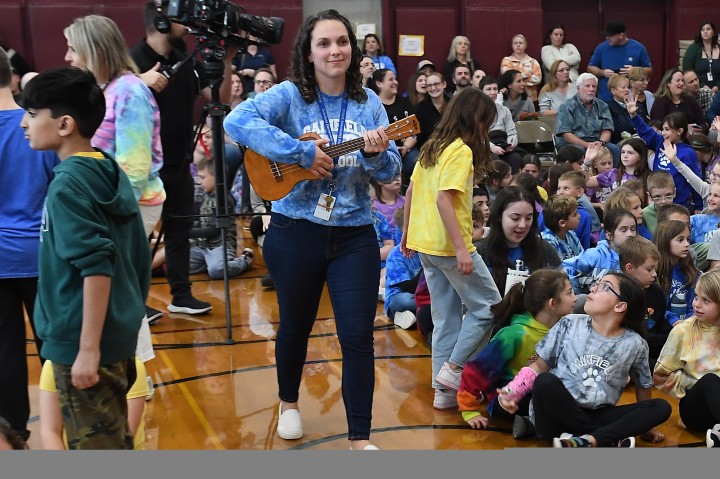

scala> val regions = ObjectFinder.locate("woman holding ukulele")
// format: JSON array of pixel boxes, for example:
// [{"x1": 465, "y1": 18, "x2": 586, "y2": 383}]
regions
[{"x1": 224, "y1": 9, "x2": 400, "y2": 450}]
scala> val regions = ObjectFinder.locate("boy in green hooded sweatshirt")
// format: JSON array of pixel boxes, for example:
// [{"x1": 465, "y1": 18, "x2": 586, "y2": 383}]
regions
[{"x1": 21, "y1": 66, "x2": 151, "y2": 449}]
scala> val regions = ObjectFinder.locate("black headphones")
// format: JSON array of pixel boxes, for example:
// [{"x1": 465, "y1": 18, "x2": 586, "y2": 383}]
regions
[{"x1": 153, "y1": 0, "x2": 171, "y2": 34}]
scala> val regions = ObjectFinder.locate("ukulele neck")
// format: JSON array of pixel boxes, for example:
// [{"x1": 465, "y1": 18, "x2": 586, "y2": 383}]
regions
[{"x1": 323, "y1": 137, "x2": 366, "y2": 158}]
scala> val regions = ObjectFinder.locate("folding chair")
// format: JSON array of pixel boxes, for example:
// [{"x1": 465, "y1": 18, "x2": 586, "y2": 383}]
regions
[{"x1": 515, "y1": 120, "x2": 557, "y2": 168}]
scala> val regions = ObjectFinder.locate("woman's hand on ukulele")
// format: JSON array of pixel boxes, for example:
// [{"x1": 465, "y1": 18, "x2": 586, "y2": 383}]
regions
[
  {"x1": 309, "y1": 138, "x2": 333, "y2": 178},
  {"x1": 363, "y1": 127, "x2": 390, "y2": 155}
]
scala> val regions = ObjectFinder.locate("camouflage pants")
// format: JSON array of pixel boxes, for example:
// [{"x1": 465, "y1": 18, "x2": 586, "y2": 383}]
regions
[{"x1": 52, "y1": 358, "x2": 136, "y2": 450}]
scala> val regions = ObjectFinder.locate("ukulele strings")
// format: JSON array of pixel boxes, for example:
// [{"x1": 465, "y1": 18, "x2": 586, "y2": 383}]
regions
[{"x1": 270, "y1": 119, "x2": 416, "y2": 175}]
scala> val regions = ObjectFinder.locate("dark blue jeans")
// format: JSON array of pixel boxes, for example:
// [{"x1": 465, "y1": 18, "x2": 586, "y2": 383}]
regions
[{"x1": 263, "y1": 213, "x2": 379, "y2": 441}]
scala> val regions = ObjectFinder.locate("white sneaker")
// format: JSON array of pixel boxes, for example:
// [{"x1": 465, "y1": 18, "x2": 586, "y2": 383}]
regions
[
  {"x1": 433, "y1": 388, "x2": 458, "y2": 410},
  {"x1": 350, "y1": 444, "x2": 380, "y2": 450},
  {"x1": 393, "y1": 310, "x2": 417, "y2": 330},
  {"x1": 277, "y1": 404, "x2": 303, "y2": 440},
  {"x1": 435, "y1": 361, "x2": 463, "y2": 391}
]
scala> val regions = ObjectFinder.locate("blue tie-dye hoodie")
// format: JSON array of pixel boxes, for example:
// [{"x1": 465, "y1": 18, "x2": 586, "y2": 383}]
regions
[{"x1": 224, "y1": 81, "x2": 401, "y2": 226}]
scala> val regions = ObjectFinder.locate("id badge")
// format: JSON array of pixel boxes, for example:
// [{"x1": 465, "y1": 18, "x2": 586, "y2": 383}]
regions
[
  {"x1": 313, "y1": 193, "x2": 335, "y2": 221},
  {"x1": 708, "y1": 72, "x2": 714, "y2": 82}
]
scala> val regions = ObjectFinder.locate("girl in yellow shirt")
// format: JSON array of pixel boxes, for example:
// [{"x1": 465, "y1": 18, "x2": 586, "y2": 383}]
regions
[{"x1": 402, "y1": 88, "x2": 502, "y2": 410}]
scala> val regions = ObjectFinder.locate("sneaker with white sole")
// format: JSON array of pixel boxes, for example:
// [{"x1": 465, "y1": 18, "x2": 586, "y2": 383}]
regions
[
  {"x1": 239, "y1": 247, "x2": 254, "y2": 267},
  {"x1": 350, "y1": 445, "x2": 379, "y2": 450},
  {"x1": 146, "y1": 306, "x2": 163, "y2": 325},
  {"x1": 167, "y1": 296, "x2": 212, "y2": 315},
  {"x1": 435, "y1": 361, "x2": 463, "y2": 391},
  {"x1": 617, "y1": 436, "x2": 636, "y2": 448},
  {"x1": 433, "y1": 388, "x2": 458, "y2": 410},
  {"x1": 277, "y1": 404, "x2": 303, "y2": 440},
  {"x1": 707, "y1": 424, "x2": 720, "y2": 448},
  {"x1": 393, "y1": 310, "x2": 417, "y2": 330}
]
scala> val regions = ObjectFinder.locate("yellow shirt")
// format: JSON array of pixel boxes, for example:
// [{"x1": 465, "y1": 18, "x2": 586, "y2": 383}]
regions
[
  {"x1": 39, "y1": 358, "x2": 148, "y2": 450},
  {"x1": 407, "y1": 138, "x2": 476, "y2": 256}
]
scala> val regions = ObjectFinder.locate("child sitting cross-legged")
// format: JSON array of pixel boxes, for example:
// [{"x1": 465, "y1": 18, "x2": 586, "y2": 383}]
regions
[
  {"x1": 457, "y1": 269, "x2": 576, "y2": 433},
  {"x1": 384, "y1": 207, "x2": 422, "y2": 330},
  {"x1": 540, "y1": 195, "x2": 584, "y2": 260},
  {"x1": 189, "y1": 157, "x2": 254, "y2": 280},
  {"x1": 496, "y1": 273, "x2": 671, "y2": 448}
]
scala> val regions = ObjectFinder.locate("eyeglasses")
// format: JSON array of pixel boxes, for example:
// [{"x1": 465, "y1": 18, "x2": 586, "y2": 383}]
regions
[
  {"x1": 426, "y1": 82, "x2": 443, "y2": 89},
  {"x1": 254, "y1": 80, "x2": 274, "y2": 86},
  {"x1": 650, "y1": 193, "x2": 675, "y2": 203},
  {"x1": 557, "y1": 68, "x2": 570, "y2": 72},
  {"x1": 590, "y1": 281, "x2": 622, "y2": 299}
]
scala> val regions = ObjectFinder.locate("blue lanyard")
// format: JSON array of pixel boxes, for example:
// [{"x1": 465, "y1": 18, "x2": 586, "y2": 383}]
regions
[{"x1": 315, "y1": 88, "x2": 348, "y2": 161}]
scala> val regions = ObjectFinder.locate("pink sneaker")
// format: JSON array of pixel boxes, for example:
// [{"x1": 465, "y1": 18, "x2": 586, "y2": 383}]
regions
[{"x1": 433, "y1": 388, "x2": 458, "y2": 410}]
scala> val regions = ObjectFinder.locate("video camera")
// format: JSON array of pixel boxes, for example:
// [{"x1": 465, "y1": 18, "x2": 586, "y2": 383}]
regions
[{"x1": 166, "y1": 0, "x2": 284, "y2": 59}]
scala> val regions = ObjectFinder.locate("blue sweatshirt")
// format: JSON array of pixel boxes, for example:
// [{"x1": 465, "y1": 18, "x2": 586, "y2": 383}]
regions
[
  {"x1": 690, "y1": 213, "x2": 720, "y2": 244},
  {"x1": 665, "y1": 264, "x2": 697, "y2": 326},
  {"x1": 538, "y1": 204, "x2": 591, "y2": 249},
  {"x1": 631, "y1": 115, "x2": 703, "y2": 212},
  {"x1": 224, "y1": 81, "x2": 401, "y2": 226},
  {"x1": 562, "y1": 240, "x2": 620, "y2": 294}
]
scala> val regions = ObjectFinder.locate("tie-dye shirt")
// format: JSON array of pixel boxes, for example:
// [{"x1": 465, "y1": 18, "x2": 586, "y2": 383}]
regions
[
  {"x1": 534, "y1": 314, "x2": 653, "y2": 411},
  {"x1": 654, "y1": 318, "x2": 720, "y2": 399},
  {"x1": 92, "y1": 72, "x2": 165, "y2": 206},
  {"x1": 223, "y1": 81, "x2": 400, "y2": 226},
  {"x1": 457, "y1": 312, "x2": 551, "y2": 421}
]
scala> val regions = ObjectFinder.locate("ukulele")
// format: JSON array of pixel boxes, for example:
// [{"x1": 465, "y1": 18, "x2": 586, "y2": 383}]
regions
[{"x1": 244, "y1": 115, "x2": 420, "y2": 201}]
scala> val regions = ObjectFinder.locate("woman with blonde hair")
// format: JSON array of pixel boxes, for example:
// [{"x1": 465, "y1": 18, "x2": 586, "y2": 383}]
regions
[
  {"x1": 538, "y1": 59, "x2": 577, "y2": 117},
  {"x1": 64, "y1": 14, "x2": 164, "y2": 393},
  {"x1": 627, "y1": 66, "x2": 655, "y2": 124},
  {"x1": 443, "y1": 35, "x2": 480, "y2": 94},
  {"x1": 500, "y1": 34, "x2": 542, "y2": 102},
  {"x1": 650, "y1": 68, "x2": 708, "y2": 133}
]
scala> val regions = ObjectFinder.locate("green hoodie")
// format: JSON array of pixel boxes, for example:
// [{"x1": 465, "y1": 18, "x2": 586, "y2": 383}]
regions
[{"x1": 34, "y1": 150, "x2": 151, "y2": 366}]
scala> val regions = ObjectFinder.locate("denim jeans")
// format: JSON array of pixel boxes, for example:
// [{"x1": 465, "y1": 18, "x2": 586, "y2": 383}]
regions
[
  {"x1": 419, "y1": 252, "x2": 501, "y2": 388},
  {"x1": 263, "y1": 213, "x2": 379, "y2": 440},
  {"x1": 189, "y1": 245, "x2": 248, "y2": 279},
  {"x1": 387, "y1": 292, "x2": 417, "y2": 318}
]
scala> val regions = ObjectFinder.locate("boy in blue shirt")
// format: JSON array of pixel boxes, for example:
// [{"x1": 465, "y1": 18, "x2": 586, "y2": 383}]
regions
[
  {"x1": 539, "y1": 171, "x2": 591, "y2": 249},
  {"x1": 540, "y1": 195, "x2": 584, "y2": 260},
  {"x1": 384, "y1": 207, "x2": 422, "y2": 329},
  {"x1": 21, "y1": 67, "x2": 150, "y2": 449}
]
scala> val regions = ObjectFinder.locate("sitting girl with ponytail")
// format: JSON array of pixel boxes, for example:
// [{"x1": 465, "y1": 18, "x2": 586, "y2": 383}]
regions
[{"x1": 457, "y1": 269, "x2": 576, "y2": 431}]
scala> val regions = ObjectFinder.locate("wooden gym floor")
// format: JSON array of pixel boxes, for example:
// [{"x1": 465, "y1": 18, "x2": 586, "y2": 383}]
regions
[{"x1": 21, "y1": 224, "x2": 710, "y2": 450}]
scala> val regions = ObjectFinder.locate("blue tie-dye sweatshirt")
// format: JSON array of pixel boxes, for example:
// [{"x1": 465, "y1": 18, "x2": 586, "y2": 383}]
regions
[{"x1": 224, "y1": 81, "x2": 401, "y2": 226}]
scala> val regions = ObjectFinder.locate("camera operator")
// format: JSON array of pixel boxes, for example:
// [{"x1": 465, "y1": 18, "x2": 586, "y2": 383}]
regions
[{"x1": 131, "y1": 0, "x2": 238, "y2": 316}]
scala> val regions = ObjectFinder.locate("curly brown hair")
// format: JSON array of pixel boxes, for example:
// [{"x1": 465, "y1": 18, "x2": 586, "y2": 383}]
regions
[{"x1": 288, "y1": 9, "x2": 366, "y2": 104}]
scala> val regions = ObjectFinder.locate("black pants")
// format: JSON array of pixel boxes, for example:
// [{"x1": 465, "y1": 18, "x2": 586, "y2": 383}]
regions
[
  {"x1": 159, "y1": 165, "x2": 195, "y2": 300},
  {"x1": 0, "y1": 277, "x2": 41, "y2": 436},
  {"x1": 679, "y1": 373, "x2": 720, "y2": 431},
  {"x1": 532, "y1": 372, "x2": 671, "y2": 446}
]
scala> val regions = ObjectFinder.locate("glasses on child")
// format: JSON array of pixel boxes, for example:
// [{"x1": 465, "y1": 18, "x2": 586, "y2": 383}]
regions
[
  {"x1": 650, "y1": 193, "x2": 675, "y2": 203},
  {"x1": 426, "y1": 82, "x2": 443, "y2": 89},
  {"x1": 590, "y1": 281, "x2": 622, "y2": 299}
]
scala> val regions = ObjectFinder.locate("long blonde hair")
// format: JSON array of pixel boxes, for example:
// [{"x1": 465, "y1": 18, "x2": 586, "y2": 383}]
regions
[
  {"x1": 687, "y1": 270, "x2": 720, "y2": 345},
  {"x1": 540, "y1": 59, "x2": 570, "y2": 96},
  {"x1": 64, "y1": 15, "x2": 139, "y2": 81}
]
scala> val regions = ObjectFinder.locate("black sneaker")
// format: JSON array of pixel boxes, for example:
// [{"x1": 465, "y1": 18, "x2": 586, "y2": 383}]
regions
[
  {"x1": 146, "y1": 306, "x2": 163, "y2": 325},
  {"x1": 512, "y1": 415, "x2": 536, "y2": 439},
  {"x1": 261, "y1": 273, "x2": 275, "y2": 289},
  {"x1": 167, "y1": 296, "x2": 212, "y2": 315}
]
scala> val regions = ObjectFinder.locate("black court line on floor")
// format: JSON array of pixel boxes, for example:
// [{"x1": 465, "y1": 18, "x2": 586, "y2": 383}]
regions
[
  {"x1": 153, "y1": 354, "x2": 432, "y2": 388},
  {"x1": 285, "y1": 426, "x2": 709, "y2": 449}
]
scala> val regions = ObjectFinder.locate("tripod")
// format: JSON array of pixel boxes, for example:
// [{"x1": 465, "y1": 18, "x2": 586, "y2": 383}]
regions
[{"x1": 151, "y1": 53, "x2": 240, "y2": 344}]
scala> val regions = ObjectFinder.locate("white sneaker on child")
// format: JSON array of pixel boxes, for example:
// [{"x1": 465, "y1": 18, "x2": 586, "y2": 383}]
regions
[
  {"x1": 277, "y1": 404, "x2": 303, "y2": 440},
  {"x1": 433, "y1": 388, "x2": 458, "y2": 410},
  {"x1": 393, "y1": 310, "x2": 417, "y2": 330},
  {"x1": 435, "y1": 361, "x2": 463, "y2": 391}
]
